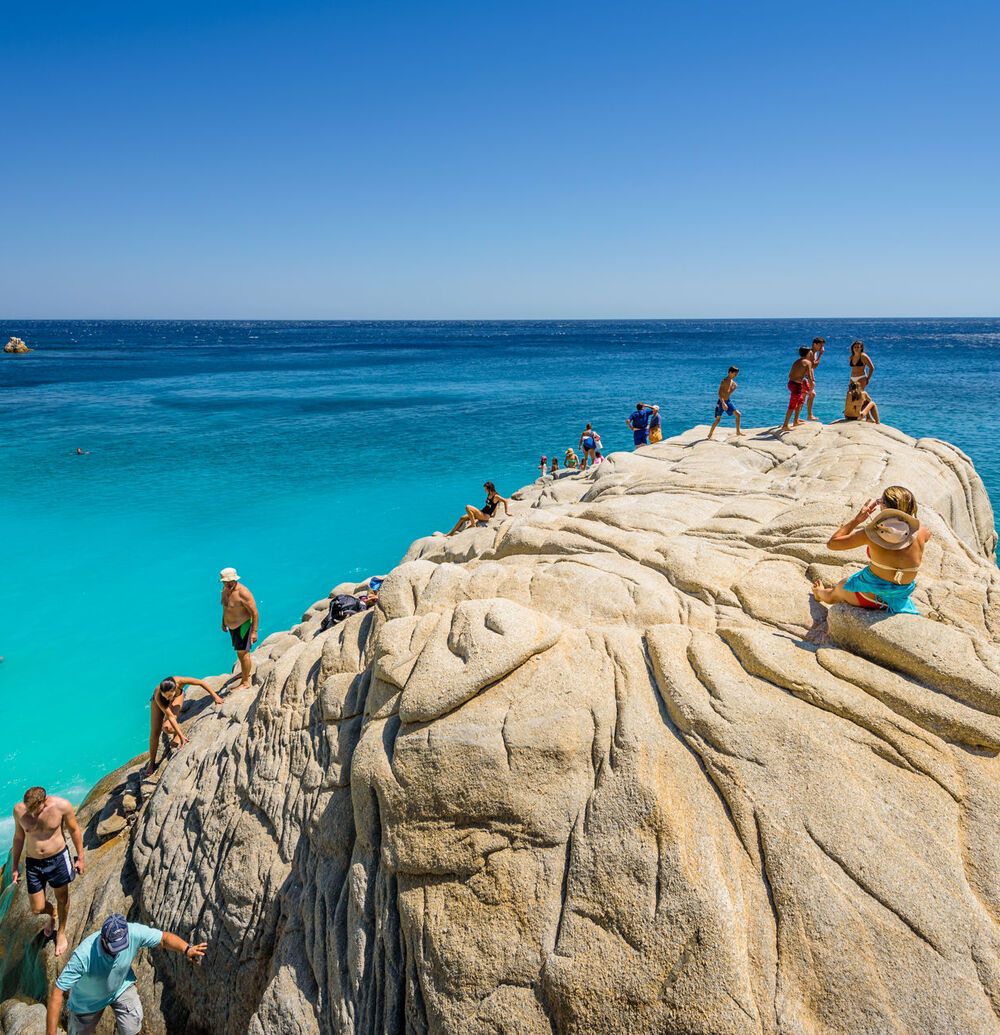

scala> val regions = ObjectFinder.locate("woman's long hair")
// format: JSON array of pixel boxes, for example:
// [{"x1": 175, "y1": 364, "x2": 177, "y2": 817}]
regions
[{"x1": 882, "y1": 485, "x2": 917, "y2": 516}]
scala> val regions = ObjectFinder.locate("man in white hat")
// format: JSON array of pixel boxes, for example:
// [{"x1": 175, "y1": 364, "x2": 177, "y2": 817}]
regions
[{"x1": 219, "y1": 568, "x2": 259, "y2": 689}]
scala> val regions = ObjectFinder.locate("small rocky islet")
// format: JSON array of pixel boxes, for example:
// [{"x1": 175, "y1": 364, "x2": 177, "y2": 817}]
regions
[{"x1": 0, "y1": 422, "x2": 998, "y2": 1034}]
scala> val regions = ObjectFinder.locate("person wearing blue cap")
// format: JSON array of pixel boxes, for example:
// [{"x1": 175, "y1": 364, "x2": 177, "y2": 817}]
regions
[
  {"x1": 363, "y1": 576, "x2": 384, "y2": 606},
  {"x1": 46, "y1": 913, "x2": 206, "y2": 1035}
]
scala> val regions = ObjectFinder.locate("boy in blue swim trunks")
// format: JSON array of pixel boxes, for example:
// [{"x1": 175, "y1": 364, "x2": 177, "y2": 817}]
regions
[{"x1": 707, "y1": 367, "x2": 742, "y2": 439}]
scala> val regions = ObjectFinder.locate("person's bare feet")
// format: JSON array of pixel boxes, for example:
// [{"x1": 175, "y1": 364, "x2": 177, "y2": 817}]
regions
[
  {"x1": 237, "y1": 681, "x2": 252, "y2": 690},
  {"x1": 811, "y1": 579, "x2": 835, "y2": 604},
  {"x1": 808, "y1": 416, "x2": 821, "y2": 422},
  {"x1": 736, "y1": 431, "x2": 744, "y2": 437},
  {"x1": 55, "y1": 929, "x2": 69, "y2": 956},
  {"x1": 793, "y1": 419, "x2": 804, "y2": 427}
]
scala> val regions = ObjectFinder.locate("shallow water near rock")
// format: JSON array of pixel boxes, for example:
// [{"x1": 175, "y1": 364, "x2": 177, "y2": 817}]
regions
[{"x1": 1, "y1": 318, "x2": 998, "y2": 853}]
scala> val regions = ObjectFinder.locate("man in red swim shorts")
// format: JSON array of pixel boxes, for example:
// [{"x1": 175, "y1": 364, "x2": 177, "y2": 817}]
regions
[{"x1": 781, "y1": 347, "x2": 814, "y2": 430}]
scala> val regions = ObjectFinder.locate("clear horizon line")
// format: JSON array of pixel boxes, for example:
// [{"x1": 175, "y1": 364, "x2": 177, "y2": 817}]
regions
[{"x1": 3, "y1": 314, "x2": 999, "y2": 324}]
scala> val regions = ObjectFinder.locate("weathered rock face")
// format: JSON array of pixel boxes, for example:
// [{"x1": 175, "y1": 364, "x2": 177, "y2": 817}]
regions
[
  {"x1": 2, "y1": 422, "x2": 999, "y2": 1034},
  {"x1": 2, "y1": 337, "x2": 30, "y2": 354}
]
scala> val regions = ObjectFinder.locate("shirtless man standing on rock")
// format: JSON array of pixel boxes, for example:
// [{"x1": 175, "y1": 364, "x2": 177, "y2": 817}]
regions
[
  {"x1": 220, "y1": 567, "x2": 259, "y2": 690},
  {"x1": 10, "y1": 787, "x2": 86, "y2": 956},
  {"x1": 781, "y1": 347, "x2": 815, "y2": 431},
  {"x1": 707, "y1": 366, "x2": 743, "y2": 439}
]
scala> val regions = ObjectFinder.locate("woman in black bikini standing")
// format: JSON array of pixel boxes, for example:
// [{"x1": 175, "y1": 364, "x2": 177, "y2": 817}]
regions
[
  {"x1": 849, "y1": 340, "x2": 875, "y2": 386},
  {"x1": 446, "y1": 481, "x2": 511, "y2": 536}
]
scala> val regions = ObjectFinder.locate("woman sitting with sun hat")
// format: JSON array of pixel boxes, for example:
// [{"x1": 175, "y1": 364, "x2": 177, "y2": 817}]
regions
[{"x1": 811, "y1": 485, "x2": 931, "y2": 615}]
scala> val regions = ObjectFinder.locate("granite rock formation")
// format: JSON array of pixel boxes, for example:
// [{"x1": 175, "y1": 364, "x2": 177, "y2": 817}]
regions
[
  {"x1": 1, "y1": 422, "x2": 999, "y2": 1034},
  {"x1": 2, "y1": 337, "x2": 30, "y2": 354}
]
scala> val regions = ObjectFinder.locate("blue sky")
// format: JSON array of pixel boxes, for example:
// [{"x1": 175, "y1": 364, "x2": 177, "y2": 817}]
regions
[{"x1": 2, "y1": 0, "x2": 997, "y2": 317}]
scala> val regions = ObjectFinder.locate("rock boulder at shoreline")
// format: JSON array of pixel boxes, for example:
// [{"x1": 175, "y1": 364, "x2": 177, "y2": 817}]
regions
[{"x1": 1, "y1": 422, "x2": 998, "y2": 1034}]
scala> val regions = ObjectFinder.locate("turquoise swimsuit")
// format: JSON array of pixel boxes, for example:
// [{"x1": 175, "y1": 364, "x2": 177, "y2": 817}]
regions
[{"x1": 843, "y1": 566, "x2": 919, "y2": 615}]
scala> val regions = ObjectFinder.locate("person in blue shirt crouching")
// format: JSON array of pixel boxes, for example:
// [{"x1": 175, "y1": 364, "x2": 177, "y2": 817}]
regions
[{"x1": 47, "y1": 913, "x2": 206, "y2": 1035}]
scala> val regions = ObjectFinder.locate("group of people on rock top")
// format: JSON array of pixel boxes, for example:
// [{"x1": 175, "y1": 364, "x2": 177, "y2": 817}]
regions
[
  {"x1": 710, "y1": 337, "x2": 877, "y2": 436},
  {"x1": 7, "y1": 336, "x2": 928, "y2": 1035},
  {"x1": 674, "y1": 337, "x2": 878, "y2": 441},
  {"x1": 443, "y1": 339, "x2": 925, "y2": 611},
  {"x1": 536, "y1": 339, "x2": 880, "y2": 477},
  {"x1": 773, "y1": 336, "x2": 878, "y2": 432}
]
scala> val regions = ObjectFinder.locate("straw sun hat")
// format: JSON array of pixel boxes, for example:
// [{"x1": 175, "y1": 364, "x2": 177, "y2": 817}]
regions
[{"x1": 863, "y1": 510, "x2": 920, "y2": 550}]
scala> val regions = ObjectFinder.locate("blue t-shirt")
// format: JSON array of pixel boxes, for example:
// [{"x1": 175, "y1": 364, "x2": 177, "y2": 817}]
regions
[
  {"x1": 629, "y1": 409, "x2": 650, "y2": 430},
  {"x1": 56, "y1": 924, "x2": 163, "y2": 1013}
]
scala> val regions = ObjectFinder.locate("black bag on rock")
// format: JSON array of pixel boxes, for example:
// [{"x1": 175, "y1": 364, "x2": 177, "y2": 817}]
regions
[{"x1": 321, "y1": 594, "x2": 368, "y2": 630}]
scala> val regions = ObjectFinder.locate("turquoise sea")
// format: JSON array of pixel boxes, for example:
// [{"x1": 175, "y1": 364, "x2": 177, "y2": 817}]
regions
[{"x1": 1, "y1": 319, "x2": 998, "y2": 853}]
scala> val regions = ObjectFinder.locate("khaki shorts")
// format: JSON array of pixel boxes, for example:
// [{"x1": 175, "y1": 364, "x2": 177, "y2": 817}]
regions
[{"x1": 68, "y1": 984, "x2": 143, "y2": 1035}]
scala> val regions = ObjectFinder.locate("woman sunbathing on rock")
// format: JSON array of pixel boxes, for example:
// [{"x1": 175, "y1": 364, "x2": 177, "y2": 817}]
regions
[
  {"x1": 843, "y1": 379, "x2": 879, "y2": 423},
  {"x1": 811, "y1": 486, "x2": 930, "y2": 615},
  {"x1": 146, "y1": 676, "x2": 224, "y2": 776},
  {"x1": 445, "y1": 481, "x2": 510, "y2": 536}
]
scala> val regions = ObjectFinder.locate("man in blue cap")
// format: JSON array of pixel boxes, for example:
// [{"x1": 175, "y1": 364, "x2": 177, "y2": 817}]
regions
[{"x1": 46, "y1": 913, "x2": 206, "y2": 1035}]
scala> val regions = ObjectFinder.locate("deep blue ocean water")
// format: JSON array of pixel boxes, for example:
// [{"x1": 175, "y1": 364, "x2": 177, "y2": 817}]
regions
[{"x1": 1, "y1": 319, "x2": 998, "y2": 852}]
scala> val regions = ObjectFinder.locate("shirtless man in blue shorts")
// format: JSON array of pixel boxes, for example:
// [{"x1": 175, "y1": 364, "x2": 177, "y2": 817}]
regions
[
  {"x1": 11, "y1": 787, "x2": 86, "y2": 956},
  {"x1": 707, "y1": 367, "x2": 743, "y2": 439}
]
